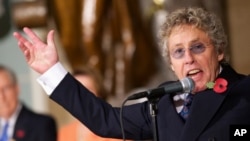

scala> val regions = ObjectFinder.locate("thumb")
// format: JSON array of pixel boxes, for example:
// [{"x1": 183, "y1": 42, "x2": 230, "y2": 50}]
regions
[{"x1": 47, "y1": 30, "x2": 55, "y2": 47}]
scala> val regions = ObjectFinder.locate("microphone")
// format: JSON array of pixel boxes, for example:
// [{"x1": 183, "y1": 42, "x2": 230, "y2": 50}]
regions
[{"x1": 127, "y1": 77, "x2": 195, "y2": 100}]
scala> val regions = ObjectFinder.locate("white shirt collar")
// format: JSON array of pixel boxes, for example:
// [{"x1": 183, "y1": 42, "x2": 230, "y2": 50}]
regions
[{"x1": 1, "y1": 103, "x2": 22, "y2": 139}]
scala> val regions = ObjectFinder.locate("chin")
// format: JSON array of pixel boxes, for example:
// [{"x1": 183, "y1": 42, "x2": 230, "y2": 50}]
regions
[{"x1": 194, "y1": 86, "x2": 207, "y2": 93}]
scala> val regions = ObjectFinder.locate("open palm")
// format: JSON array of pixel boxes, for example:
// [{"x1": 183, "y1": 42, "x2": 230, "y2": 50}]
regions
[{"x1": 13, "y1": 27, "x2": 59, "y2": 74}]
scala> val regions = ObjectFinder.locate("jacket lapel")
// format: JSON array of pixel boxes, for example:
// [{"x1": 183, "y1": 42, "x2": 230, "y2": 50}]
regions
[
  {"x1": 180, "y1": 89, "x2": 226, "y2": 140},
  {"x1": 158, "y1": 94, "x2": 184, "y2": 140},
  {"x1": 13, "y1": 105, "x2": 28, "y2": 140},
  {"x1": 180, "y1": 64, "x2": 243, "y2": 140}
]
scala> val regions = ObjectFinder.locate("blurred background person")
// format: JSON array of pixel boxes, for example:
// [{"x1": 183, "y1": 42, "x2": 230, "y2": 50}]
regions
[
  {"x1": 58, "y1": 67, "x2": 130, "y2": 141},
  {"x1": 0, "y1": 64, "x2": 57, "y2": 141}
]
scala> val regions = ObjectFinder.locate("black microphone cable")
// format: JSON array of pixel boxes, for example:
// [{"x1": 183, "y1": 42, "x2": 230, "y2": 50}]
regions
[{"x1": 119, "y1": 98, "x2": 129, "y2": 141}]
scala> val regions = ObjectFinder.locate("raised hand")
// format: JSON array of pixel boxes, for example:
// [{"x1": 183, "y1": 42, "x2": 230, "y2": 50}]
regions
[{"x1": 13, "y1": 27, "x2": 59, "y2": 74}]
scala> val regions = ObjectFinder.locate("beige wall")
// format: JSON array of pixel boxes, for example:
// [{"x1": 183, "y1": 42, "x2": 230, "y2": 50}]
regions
[{"x1": 227, "y1": 0, "x2": 250, "y2": 75}]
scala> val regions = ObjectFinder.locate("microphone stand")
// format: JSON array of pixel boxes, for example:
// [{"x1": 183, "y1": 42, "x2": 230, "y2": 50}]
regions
[{"x1": 148, "y1": 97, "x2": 159, "y2": 141}]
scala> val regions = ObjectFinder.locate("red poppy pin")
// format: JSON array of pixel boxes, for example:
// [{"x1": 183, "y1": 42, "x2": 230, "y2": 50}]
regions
[
  {"x1": 16, "y1": 129, "x2": 25, "y2": 138},
  {"x1": 206, "y1": 78, "x2": 228, "y2": 94}
]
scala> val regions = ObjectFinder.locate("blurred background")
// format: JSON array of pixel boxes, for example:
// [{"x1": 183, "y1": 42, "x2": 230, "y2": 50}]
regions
[{"x1": 0, "y1": 0, "x2": 250, "y2": 128}]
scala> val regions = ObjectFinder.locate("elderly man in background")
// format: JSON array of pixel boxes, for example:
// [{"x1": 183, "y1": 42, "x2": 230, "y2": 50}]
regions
[{"x1": 0, "y1": 65, "x2": 57, "y2": 141}]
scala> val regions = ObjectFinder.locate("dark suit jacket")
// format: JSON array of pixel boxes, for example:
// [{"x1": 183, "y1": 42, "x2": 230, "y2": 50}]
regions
[
  {"x1": 50, "y1": 64, "x2": 250, "y2": 141},
  {"x1": 13, "y1": 105, "x2": 57, "y2": 141}
]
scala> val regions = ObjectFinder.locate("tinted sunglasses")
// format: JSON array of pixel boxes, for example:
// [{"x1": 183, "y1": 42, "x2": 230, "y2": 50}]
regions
[{"x1": 170, "y1": 43, "x2": 208, "y2": 59}]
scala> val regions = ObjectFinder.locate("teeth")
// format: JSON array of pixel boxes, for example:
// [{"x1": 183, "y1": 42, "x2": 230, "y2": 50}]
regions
[{"x1": 188, "y1": 69, "x2": 200, "y2": 75}]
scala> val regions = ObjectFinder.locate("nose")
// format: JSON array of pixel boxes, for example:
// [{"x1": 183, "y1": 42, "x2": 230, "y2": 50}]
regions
[{"x1": 184, "y1": 49, "x2": 194, "y2": 64}]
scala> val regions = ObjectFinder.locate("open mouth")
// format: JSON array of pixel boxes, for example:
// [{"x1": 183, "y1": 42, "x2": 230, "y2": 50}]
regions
[{"x1": 187, "y1": 69, "x2": 202, "y2": 77}]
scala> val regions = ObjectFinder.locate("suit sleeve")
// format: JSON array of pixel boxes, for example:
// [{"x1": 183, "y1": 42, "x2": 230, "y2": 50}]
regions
[{"x1": 50, "y1": 73, "x2": 153, "y2": 140}]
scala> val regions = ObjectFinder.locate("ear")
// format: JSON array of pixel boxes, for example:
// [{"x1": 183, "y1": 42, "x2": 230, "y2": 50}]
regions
[
  {"x1": 217, "y1": 53, "x2": 224, "y2": 62},
  {"x1": 170, "y1": 64, "x2": 175, "y2": 71}
]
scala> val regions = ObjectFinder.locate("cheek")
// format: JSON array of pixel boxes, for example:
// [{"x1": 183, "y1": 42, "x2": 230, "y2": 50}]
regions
[
  {"x1": 170, "y1": 58, "x2": 181, "y2": 71},
  {"x1": 171, "y1": 64, "x2": 184, "y2": 78},
  {"x1": 6, "y1": 94, "x2": 18, "y2": 105}
]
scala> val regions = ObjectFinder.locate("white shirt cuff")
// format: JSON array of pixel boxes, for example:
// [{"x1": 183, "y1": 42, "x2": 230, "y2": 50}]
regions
[{"x1": 37, "y1": 62, "x2": 68, "y2": 95}]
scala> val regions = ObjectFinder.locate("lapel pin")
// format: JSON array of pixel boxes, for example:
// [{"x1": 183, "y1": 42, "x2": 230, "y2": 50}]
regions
[{"x1": 206, "y1": 78, "x2": 228, "y2": 94}]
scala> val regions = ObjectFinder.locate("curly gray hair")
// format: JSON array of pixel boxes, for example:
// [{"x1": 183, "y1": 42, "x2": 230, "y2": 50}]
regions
[{"x1": 159, "y1": 7, "x2": 228, "y2": 63}]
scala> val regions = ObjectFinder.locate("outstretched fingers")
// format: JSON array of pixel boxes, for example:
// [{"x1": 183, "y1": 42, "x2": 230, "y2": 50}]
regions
[
  {"x1": 13, "y1": 31, "x2": 31, "y2": 53},
  {"x1": 13, "y1": 27, "x2": 59, "y2": 74},
  {"x1": 17, "y1": 40, "x2": 32, "y2": 63},
  {"x1": 23, "y1": 27, "x2": 43, "y2": 44}
]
